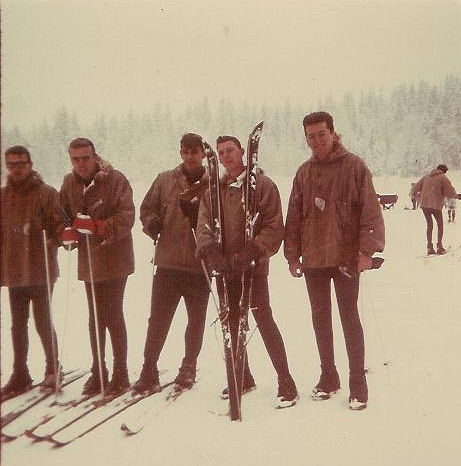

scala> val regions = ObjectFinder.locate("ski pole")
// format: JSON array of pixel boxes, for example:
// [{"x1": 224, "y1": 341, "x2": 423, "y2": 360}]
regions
[
  {"x1": 191, "y1": 228, "x2": 221, "y2": 320},
  {"x1": 84, "y1": 232, "x2": 105, "y2": 398},
  {"x1": 55, "y1": 240, "x2": 74, "y2": 396},
  {"x1": 42, "y1": 230, "x2": 59, "y2": 396}
]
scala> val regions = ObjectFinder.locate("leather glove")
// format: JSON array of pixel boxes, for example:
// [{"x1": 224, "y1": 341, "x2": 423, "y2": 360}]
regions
[
  {"x1": 179, "y1": 198, "x2": 199, "y2": 230},
  {"x1": 73, "y1": 214, "x2": 106, "y2": 237},
  {"x1": 203, "y1": 243, "x2": 228, "y2": 274},
  {"x1": 230, "y1": 240, "x2": 261, "y2": 272},
  {"x1": 60, "y1": 227, "x2": 79, "y2": 247}
]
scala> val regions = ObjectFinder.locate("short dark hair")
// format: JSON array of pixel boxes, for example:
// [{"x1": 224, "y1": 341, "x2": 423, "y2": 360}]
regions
[
  {"x1": 302, "y1": 111, "x2": 335, "y2": 133},
  {"x1": 180, "y1": 133, "x2": 203, "y2": 150},
  {"x1": 216, "y1": 135, "x2": 242, "y2": 150},
  {"x1": 437, "y1": 164, "x2": 448, "y2": 173},
  {"x1": 5, "y1": 145, "x2": 31, "y2": 162},
  {"x1": 68, "y1": 137, "x2": 96, "y2": 154}
]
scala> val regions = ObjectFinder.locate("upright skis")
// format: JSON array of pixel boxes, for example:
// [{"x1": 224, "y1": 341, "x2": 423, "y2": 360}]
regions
[{"x1": 204, "y1": 122, "x2": 264, "y2": 421}]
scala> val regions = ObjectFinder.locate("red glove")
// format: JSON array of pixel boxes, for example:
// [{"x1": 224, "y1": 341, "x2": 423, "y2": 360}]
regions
[
  {"x1": 73, "y1": 215, "x2": 106, "y2": 237},
  {"x1": 60, "y1": 227, "x2": 79, "y2": 246}
]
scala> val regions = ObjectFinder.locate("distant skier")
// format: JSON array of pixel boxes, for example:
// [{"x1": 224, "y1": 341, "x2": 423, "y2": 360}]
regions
[
  {"x1": 284, "y1": 111, "x2": 385, "y2": 410},
  {"x1": 411, "y1": 164, "x2": 457, "y2": 254},
  {"x1": 132, "y1": 133, "x2": 210, "y2": 396},
  {"x1": 409, "y1": 183, "x2": 418, "y2": 209},
  {"x1": 445, "y1": 197, "x2": 457, "y2": 223},
  {"x1": 196, "y1": 135, "x2": 298, "y2": 408},
  {"x1": 60, "y1": 138, "x2": 135, "y2": 396},
  {"x1": 1, "y1": 145, "x2": 65, "y2": 400}
]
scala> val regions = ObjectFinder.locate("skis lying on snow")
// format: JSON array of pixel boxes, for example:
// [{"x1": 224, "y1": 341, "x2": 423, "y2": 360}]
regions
[
  {"x1": 120, "y1": 380, "x2": 195, "y2": 436},
  {"x1": 49, "y1": 380, "x2": 178, "y2": 446},
  {"x1": 1, "y1": 369, "x2": 86, "y2": 438},
  {"x1": 2, "y1": 370, "x2": 90, "y2": 442}
]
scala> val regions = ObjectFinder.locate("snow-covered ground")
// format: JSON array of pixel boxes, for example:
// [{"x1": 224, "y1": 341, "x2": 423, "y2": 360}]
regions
[{"x1": 2, "y1": 173, "x2": 461, "y2": 466}]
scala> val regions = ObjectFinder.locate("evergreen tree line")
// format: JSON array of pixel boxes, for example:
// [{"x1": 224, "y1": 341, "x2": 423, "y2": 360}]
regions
[{"x1": 2, "y1": 75, "x2": 460, "y2": 185}]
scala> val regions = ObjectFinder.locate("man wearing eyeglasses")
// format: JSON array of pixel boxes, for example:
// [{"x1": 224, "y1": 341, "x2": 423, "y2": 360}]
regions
[
  {"x1": 1, "y1": 145, "x2": 65, "y2": 400},
  {"x1": 60, "y1": 138, "x2": 135, "y2": 397}
]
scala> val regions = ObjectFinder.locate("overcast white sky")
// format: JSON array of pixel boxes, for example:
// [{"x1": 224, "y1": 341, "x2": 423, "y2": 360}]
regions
[{"x1": 2, "y1": 0, "x2": 461, "y2": 129}]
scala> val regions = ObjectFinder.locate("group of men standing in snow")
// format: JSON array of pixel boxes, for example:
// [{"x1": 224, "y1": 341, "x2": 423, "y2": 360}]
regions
[{"x1": 2, "y1": 110, "x2": 407, "y2": 412}]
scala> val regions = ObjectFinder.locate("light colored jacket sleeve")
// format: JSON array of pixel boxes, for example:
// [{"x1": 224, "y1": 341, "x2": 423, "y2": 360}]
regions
[
  {"x1": 442, "y1": 175, "x2": 457, "y2": 200},
  {"x1": 254, "y1": 176, "x2": 284, "y2": 258},
  {"x1": 284, "y1": 166, "x2": 304, "y2": 265},
  {"x1": 358, "y1": 164, "x2": 385, "y2": 256},
  {"x1": 102, "y1": 172, "x2": 135, "y2": 245},
  {"x1": 140, "y1": 175, "x2": 162, "y2": 240}
]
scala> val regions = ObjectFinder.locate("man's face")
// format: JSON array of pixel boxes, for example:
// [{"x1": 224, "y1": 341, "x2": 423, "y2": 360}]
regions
[
  {"x1": 217, "y1": 141, "x2": 244, "y2": 177},
  {"x1": 69, "y1": 145, "x2": 98, "y2": 180},
  {"x1": 180, "y1": 144, "x2": 205, "y2": 171},
  {"x1": 304, "y1": 121, "x2": 335, "y2": 159},
  {"x1": 6, "y1": 153, "x2": 32, "y2": 183}
]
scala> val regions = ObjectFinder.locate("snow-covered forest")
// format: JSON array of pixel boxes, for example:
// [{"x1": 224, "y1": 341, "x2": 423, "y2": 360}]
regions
[{"x1": 2, "y1": 75, "x2": 461, "y2": 185}]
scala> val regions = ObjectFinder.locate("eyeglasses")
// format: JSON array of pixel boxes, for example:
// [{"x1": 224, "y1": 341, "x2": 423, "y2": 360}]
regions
[{"x1": 6, "y1": 161, "x2": 30, "y2": 168}]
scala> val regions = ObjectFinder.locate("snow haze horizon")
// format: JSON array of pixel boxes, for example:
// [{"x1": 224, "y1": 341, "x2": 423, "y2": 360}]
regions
[{"x1": 2, "y1": 0, "x2": 461, "y2": 129}]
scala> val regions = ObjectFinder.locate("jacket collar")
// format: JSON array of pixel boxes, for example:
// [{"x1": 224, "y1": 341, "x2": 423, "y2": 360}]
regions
[{"x1": 7, "y1": 171, "x2": 42, "y2": 193}]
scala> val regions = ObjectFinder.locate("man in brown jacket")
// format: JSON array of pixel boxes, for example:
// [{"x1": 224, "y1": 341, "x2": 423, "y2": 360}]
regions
[
  {"x1": 132, "y1": 133, "x2": 210, "y2": 395},
  {"x1": 284, "y1": 111, "x2": 385, "y2": 410},
  {"x1": 410, "y1": 164, "x2": 457, "y2": 255},
  {"x1": 196, "y1": 135, "x2": 298, "y2": 409},
  {"x1": 60, "y1": 138, "x2": 135, "y2": 396},
  {"x1": 1, "y1": 146, "x2": 64, "y2": 399}
]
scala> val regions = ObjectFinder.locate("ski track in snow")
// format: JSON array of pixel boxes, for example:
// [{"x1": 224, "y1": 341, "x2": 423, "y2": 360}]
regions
[{"x1": 2, "y1": 173, "x2": 461, "y2": 466}]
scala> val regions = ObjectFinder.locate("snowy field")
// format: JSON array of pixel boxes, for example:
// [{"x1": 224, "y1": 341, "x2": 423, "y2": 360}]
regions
[{"x1": 2, "y1": 172, "x2": 461, "y2": 466}]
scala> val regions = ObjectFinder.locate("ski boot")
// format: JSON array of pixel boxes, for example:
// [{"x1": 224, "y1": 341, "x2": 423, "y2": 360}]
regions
[
  {"x1": 1, "y1": 369, "x2": 33, "y2": 401},
  {"x1": 221, "y1": 373, "x2": 256, "y2": 400},
  {"x1": 276, "y1": 375, "x2": 298, "y2": 409},
  {"x1": 167, "y1": 361, "x2": 196, "y2": 400},
  {"x1": 132, "y1": 366, "x2": 161, "y2": 395},
  {"x1": 82, "y1": 367, "x2": 108, "y2": 396},
  {"x1": 40, "y1": 367, "x2": 63, "y2": 391},
  {"x1": 427, "y1": 243, "x2": 436, "y2": 255},
  {"x1": 349, "y1": 373, "x2": 368, "y2": 411},
  {"x1": 436, "y1": 244, "x2": 446, "y2": 255},
  {"x1": 312, "y1": 368, "x2": 340, "y2": 400},
  {"x1": 105, "y1": 368, "x2": 130, "y2": 397},
  {"x1": 174, "y1": 361, "x2": 196, "y2": 390}
]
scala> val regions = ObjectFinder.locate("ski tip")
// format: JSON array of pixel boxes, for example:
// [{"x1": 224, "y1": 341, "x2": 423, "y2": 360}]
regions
[
  {"x1": 120, "y1": 423, "x2": 142, "y2": 436},
  {"x1": 1, "y1": 433, "x2": 17, "y2": 443},
  {"x1": 50, "y1": 438, "x2": 69, "y2": 448}
]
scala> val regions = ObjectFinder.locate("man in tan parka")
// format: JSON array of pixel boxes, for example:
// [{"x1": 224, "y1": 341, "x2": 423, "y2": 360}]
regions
[
  {"x1": 411, "y1": 164, "x2": 457, "y2": 255},
  {"x1": 60, "y1": 138, "x2": 135, "y2": 397},
  {"x1": 284, "y1": 111, "x2": 385, "y2": 410},
  {"x1": 132, "y1": 133, "x2": 210, "y2": 395},
  {"x1": 1, "y1": 146, "x2": 65, "y2": 399},
  {"x1": 196, "y1": 135, "x2": 298, "y2": 409}
]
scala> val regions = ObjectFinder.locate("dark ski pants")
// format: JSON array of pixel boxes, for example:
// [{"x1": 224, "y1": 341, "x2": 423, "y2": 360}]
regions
[
  {"x1": 225, "y1": 275, "x2": 293, "y2": 382},
  {"x1": 304, "y1": 268, "x2": 365, "y2": 378},
  {"x1": 8, "y1": 285, "x2": 58, "y2": 374},
  {"x1": 84, "y1": 277, "x2": 128, "y2": 375},
  {"x1": 422, "y1": 207, "x2": 443, "y2": 246},
  {"x1": 142, "y1": 268, "x2": 210, "y2": 373}
]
